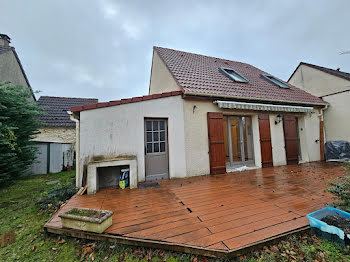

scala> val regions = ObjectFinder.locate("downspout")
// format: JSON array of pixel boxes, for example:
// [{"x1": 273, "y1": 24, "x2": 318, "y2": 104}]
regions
[
  {"x1": 318, "y1": 104, "x2": 329, "y2": 161},
  {"x1": 68, "y1": 111, "x2": 80, "y2": 187}
]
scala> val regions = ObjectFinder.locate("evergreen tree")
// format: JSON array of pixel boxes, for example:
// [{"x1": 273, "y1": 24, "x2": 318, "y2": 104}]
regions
[{"x1": 0, "y1": 83, "x2": 42, "y2": 186}]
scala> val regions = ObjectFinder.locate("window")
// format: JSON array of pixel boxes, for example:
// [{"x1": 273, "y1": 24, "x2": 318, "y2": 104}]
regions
[
  {"x1": 145, "y1": 120, "x2": 166, "y2": 153},
  {"x1": 219, "y1": 67, "x2": 249, "y2": 83},
  {"x1": 261, "y1": 74, "x2": 290, "y2": 89}
]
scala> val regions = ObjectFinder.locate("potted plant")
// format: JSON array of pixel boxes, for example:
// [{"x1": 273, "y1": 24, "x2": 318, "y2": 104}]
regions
[{"x1": 59, "y1": 207, "x2": 113, "y2": 233}]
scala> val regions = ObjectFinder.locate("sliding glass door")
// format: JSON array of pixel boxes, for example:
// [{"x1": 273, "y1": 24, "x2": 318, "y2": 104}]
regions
[{"x1": 223, "y1": 116, "x2": 254, "y2": 167}]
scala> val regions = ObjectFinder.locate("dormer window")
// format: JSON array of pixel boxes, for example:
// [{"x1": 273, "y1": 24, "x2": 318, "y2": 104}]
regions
[
  {"x1": 219, "y1": 67, "x2": 249, "y2": 83},
  {"x1": 261, "y1": 74, "x2": 290, "y2": 89}
]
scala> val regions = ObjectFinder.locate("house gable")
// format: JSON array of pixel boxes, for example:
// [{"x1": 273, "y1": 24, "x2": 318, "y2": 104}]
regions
[
  {"x1": 0, "y1": 34, "x2": 36, "y2": 100},
  {"x1": 148, "y1": 48, "x2": 182, "y2": 95},
  {"x1": 0, "y1": 50, "x2": 33, "y2": 95},
  {"x1": 288, "y1": 63, "x2": 350, "y2": 97}
]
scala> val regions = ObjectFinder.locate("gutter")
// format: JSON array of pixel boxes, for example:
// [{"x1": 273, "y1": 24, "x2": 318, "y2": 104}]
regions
[
  {"x1": 183, "y1": 91, "x2": 328, "y2": 108},
  {"x1": 68, "y1": 111, "x2": 80, "y2": 187}
]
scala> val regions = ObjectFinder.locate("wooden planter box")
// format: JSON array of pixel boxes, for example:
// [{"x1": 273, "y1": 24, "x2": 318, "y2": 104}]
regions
[{"x1": 59, "y1": 207, "x2": 113, "y2": 233}]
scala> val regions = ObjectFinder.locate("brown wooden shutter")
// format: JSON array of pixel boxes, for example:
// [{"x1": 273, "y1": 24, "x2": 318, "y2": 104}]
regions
[
  {"x1": 207, "y1": 112, "x2": 226, "y2": 174},
  {"x1": 283, "y1": 115, "x2": 299, "y2": 165},
  {"x1": 258, "y1": 114, "x2": 273, "y2": 168}
]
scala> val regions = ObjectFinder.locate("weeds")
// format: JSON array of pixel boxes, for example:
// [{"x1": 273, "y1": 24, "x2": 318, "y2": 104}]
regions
[{"x1": 328, "y1": 163, "x2": 350, "y2": 212}]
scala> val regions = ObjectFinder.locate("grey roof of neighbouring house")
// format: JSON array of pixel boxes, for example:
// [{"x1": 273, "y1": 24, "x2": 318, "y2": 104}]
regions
[{"x1": 38, "y1": 96, "x2": 98, "y2": 127}]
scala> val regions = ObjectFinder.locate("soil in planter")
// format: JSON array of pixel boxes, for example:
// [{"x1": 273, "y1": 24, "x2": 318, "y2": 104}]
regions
[
  {"x1": 66, "y1": 208, "x2": 106, "y2": 219},
  {"x1": 321, "y1": 215, "x2": 350, "y2": 234}
]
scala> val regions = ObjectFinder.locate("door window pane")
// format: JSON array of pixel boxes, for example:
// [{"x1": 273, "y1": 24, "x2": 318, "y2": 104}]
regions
[
  {"x1": 160, "y1": 142, "x2": 165, "y2": 152},
  {"x1": 154, "y1": 143, "x2": 159, "y2": 152},
  {"x1": 159, "y1": 121, "x2": 165, "y2": 130},
  {"x1": 146, "y1": 143, "x2": 153, "y2": 153},
  {"x1": 153, "y1": 121, "x2": 159, "y2": 131},
  {"x1": 153, "y1": 132, "x2": 159, "y2": 141},
  {"x1": 160, "y1": 131, "x2": 165, "y2": 141},
  {"x1": 146, "y1": 121, "x2": 152, "y2": 131},
  {"x1": 146, "y1": 132, "x2": 152, "y2": 142}
]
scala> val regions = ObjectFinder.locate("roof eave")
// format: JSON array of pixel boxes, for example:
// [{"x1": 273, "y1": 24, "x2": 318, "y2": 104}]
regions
[
  {"x1": 287, "y1": 62, "x2": 303, "y2": 83},
  {"x1": 289, "y1": 62, "x2": 350, "y2": 83},
  {"x1": 11, "y1": 48, "x2": 36, "y2": 101},
  {"x1": 183, "y1": 91, "x2": 328, "y2": 107}
]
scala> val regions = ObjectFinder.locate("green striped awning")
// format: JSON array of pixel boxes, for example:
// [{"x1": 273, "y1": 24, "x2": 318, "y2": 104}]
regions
[{"x1": 215, "y1": 100, "x2": 313, "y2": 113}]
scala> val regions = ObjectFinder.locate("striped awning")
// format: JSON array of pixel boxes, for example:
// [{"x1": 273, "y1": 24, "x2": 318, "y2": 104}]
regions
[{"x1": 215, "y1": 100, "x2": 313, "y2": 113}]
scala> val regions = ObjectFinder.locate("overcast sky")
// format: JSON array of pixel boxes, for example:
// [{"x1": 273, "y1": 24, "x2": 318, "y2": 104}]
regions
[{"x1": 2, "y1": 0, "x2": 350, "y2": 102}]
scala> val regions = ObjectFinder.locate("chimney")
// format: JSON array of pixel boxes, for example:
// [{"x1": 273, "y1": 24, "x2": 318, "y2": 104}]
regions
[{"x1": 0, "y1": 34, "x2": 11, "y2": 48}]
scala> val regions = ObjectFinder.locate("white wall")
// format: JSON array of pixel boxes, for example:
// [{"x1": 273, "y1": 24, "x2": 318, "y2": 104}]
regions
[
  {"x1": 183, "y1": 99, "x2": 321, "y2": 175},
  {"x1": 289, "y1": 65, "x2": 350, "y2": 142},
  {"x1": 78, "y1": 95, "x2": 187, "y2": 187},
  {"x1": 298, "y1": 109, "x2": 321, "y2": 162},
  {"x1": 183, "y1": 99, "x2": 262, "y2": 176},
  {"x1": 269, "y1": 114, "x2": 287, "y2": 166},
  {"x1": 148, "y1": 50, "x2": 181, "y2": 95},
  {"x1": 78, "y1": 95, "x2": 322, "y2": 186},
  {"x1": 289, "y1": 65, "x2": 350, "y2": 97},
  {"x1": 323, "y1": 92, "x2": 350, "y2": 142},
  {"x1": 251, "y1": 115, "x2": 262, "y2": 168}
]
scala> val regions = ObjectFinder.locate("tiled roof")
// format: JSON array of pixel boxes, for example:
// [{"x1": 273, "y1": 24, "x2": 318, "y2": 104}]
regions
[
  {"x1": 38, "y1": 96, "x2": 98, "y2": 126},
  {"x1": 154, "y1": 47, "x2": 326, "y2": 106},
  {"x1": 71, "y1": 91, "x2": 183, "y2": 113},
  {"x1": 289, "y1": 62, "x2": 350, "y2": 82}
]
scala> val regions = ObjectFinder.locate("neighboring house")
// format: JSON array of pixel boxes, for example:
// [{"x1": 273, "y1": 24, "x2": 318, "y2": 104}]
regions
[
  {"x1": 0, "y1": 33, "x2": 36, "y2": 100},
  {"x1": 288, "y1": 62, "x2": 350, "y2": 143},
  {"x1": 71, "y1": 47, "x2": 326, "y2": 194},
  {"x1": 31, "y1": 96, "x2": 98, "y2": 174}
]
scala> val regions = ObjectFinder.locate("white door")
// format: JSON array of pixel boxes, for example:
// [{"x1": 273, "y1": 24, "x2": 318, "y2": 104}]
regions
[{"x1": 145, "y1": 119, "x2": 169, "y2": 180}]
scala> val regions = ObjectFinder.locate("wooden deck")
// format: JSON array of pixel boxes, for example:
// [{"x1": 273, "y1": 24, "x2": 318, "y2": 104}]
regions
[{"x1": 45, "y1": 162, "x2": 346, "y2": 257}]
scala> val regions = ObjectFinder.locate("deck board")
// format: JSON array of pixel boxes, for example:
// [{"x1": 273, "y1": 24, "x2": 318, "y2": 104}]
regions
[{"x1": 45, "y1": 162, "x2": 345, "y2": 257}]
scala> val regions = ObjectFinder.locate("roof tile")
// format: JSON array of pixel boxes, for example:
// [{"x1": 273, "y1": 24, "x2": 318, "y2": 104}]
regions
[
  {"x1": 38, "y1": 96, "x2": 98, "y2": 127},
  {"x1": 71, "y1": 91, "x2": 183, "y2": 113},
  {"x1": 154, "y1": 47, "x2": 325, "y2": 105}
]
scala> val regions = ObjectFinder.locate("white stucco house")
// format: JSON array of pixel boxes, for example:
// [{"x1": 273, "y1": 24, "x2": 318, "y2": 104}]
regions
[
  {"x1": 71, "y1": 47, "x2": 327, "y2": 194},
  {"x1": 31, "y1": 96, "x2": 97, "y2": 174},
  {"x1": 288, "y1": 62, "x2": 350, "y2": 143}
]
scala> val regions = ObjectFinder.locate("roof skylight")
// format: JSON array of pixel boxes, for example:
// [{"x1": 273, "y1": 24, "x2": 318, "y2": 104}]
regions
[
  {"x1": 219, "y1": 67, "x2": 249, "y2": 83},
  {"x1": 261, "y1": 74, "x2": 290, "y2": 89}
]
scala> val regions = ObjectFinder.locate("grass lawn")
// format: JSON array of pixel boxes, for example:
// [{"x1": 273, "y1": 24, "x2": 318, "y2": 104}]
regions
[{"x1": 1, "y1": 171, "x2": 350, "y2": 261}]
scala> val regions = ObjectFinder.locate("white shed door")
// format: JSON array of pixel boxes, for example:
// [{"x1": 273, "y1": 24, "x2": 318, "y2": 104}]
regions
[{"x1": 145, "y1": 119, "x2": 169, "y2": 180}]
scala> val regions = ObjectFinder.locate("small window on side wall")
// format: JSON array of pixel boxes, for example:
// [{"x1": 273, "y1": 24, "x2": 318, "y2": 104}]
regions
[
  {"x1": 219, "y1": 67, "x2": 249, "y2": 83},
  {"x1": 261, "y1": 74, "x2": 290, "y2": 89}
]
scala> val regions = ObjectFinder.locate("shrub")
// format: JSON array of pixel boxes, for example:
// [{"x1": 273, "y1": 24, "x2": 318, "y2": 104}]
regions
[
  {"x1": 0, "y1": 83, "x2": 42, "y2": 186},
  {"x1": 328, "y1": 163, "x2": 350, "y2": 212},
  {"x1": 36, "y1": 182, "x2": 77, "y2": 211}
]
